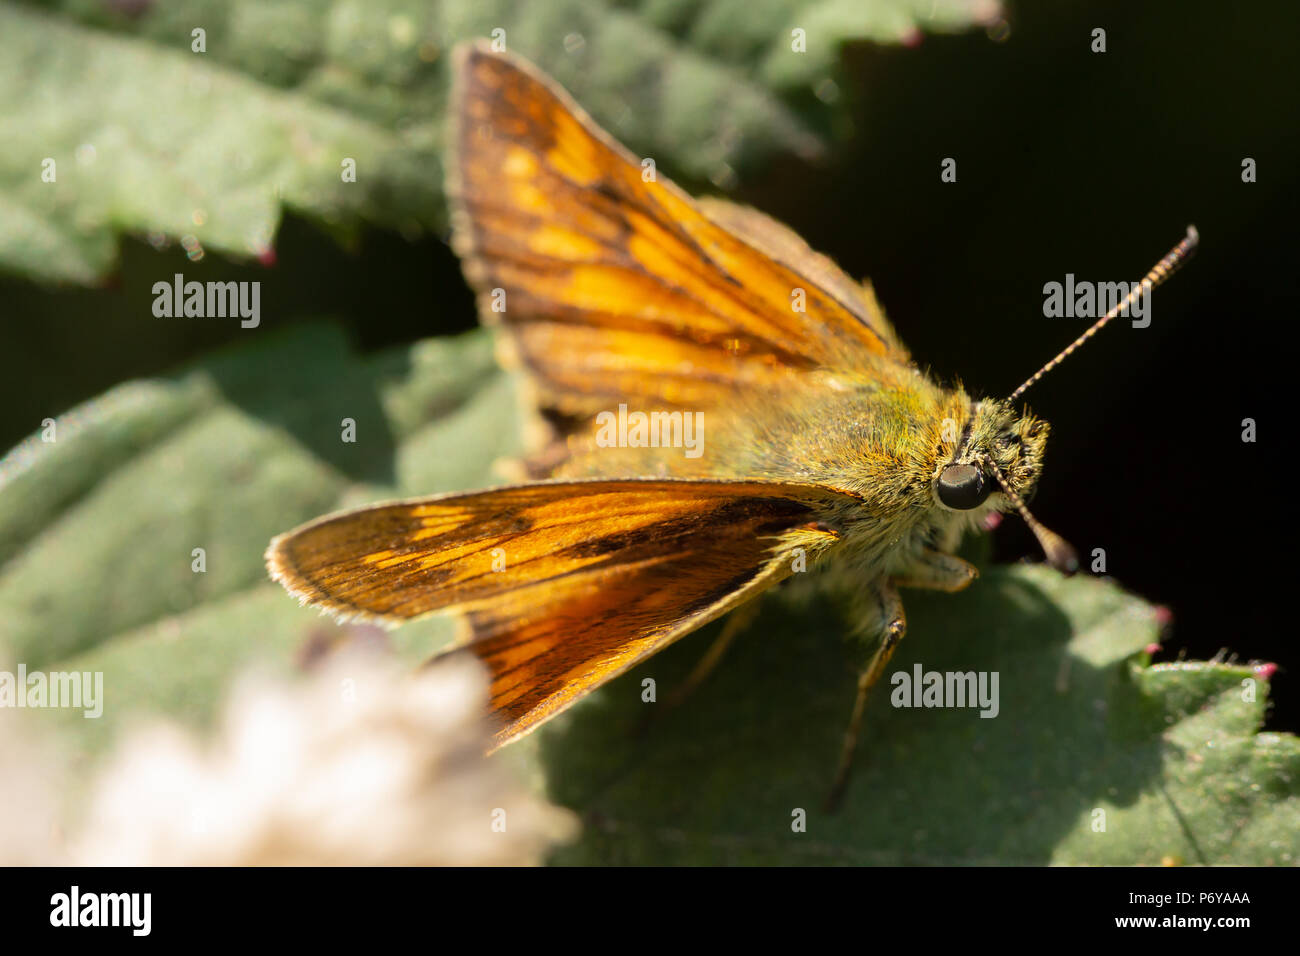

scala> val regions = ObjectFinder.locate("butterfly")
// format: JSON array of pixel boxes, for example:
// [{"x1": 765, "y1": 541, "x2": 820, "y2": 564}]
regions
[{"x1": 267, "y1": 41, "x2": 1197, "y2": 807}]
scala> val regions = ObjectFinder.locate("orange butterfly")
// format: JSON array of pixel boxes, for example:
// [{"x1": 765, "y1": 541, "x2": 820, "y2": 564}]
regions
[{"x1": 267, "y1": 42, "x2": 1196, "y2": 806}]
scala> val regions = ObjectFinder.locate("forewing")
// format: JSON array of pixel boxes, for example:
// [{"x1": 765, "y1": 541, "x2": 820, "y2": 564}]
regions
[{"x1": 447, "y1": 43, "x2": 907, "y2": 416}]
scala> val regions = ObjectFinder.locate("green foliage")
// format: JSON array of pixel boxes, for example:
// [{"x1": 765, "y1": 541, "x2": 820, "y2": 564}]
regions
[
  {"x1": 546, "y1": 567, "x2": 1297, "y2": 865},
  {"x1": 2, "y1": 0, "x2": 995, "y2": 281},
  {"x1": 0, "y1": 326, "x2": 518, "y2": 755}
]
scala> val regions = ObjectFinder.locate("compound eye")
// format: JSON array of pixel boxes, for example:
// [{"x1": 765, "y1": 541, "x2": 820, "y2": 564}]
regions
[{"x1": 937, "y1": 463, "x2": 991, "y2": 510}]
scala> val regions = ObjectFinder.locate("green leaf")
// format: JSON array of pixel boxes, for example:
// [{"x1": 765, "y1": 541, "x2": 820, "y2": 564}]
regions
[
  {"x1": 0, "y1": 324, "x2": 522, "y2": 756},
  {"x1": 1, "y1": 1, "x2": 443, "y2": 284},
  {"x1": 1, "y1": 0, "x2": 1000, "y2": 282},
  {"x1": 540, "y1": 567, "x2": 1298, "y2": 865}
]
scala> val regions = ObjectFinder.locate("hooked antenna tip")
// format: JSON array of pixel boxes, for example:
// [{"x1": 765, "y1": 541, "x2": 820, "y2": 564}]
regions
[{"x1": 1039, "y1": 527, "x2": 1079, "y2": 576}]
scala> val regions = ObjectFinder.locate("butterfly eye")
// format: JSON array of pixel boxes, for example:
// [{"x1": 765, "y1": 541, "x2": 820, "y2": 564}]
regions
[{"x1": 937, "y1": 464, "x2": 991, "y2": 510}]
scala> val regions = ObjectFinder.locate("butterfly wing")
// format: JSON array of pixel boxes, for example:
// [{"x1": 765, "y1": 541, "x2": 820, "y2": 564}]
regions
[
  {"x1": 694, "y1": 196, "x2": 905, "y2": 357},
  {"x1": 266, "y1": 479, "x2": 853, "y2": 746},
  {"x1": 447, "y1": 42, "x2": 909, "y2": 418}
]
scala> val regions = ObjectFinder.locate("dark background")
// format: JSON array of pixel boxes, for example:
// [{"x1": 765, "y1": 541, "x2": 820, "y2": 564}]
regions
[{"x1": 3, "y1": 0, "x2": 1295, "y2": 728}]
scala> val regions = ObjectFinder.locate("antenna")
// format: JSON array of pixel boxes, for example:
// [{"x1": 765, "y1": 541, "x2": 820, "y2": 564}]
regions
[
  {"x1": 1009, "y1": 226, "x2": 1199, "y2": 403},
  {"x1": 982, "y1": 455, "x2": 1079, "y2": 575}
]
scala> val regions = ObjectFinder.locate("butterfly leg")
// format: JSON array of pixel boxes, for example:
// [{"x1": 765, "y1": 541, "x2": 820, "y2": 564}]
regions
[
  {"x1": 825, "y1": 581, "x2": 906, "y2": 811},
  {"x1": 894, "y1": 549, "x2": 978, "y2": 592},
  {"x1": 635, "y1": 598, "x2": 762, "y2": 737}
]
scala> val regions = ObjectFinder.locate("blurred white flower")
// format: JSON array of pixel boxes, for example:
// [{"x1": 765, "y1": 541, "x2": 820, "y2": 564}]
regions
[
  {"x1": 71, "y1": 652, "x2": 575, "y2": 865},
  {"x1": 0, "y1": 709, "x2": 71, "y2": 865}
]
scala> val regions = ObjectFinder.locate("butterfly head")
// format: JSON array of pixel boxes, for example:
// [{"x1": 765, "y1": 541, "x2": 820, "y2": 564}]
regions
[
  {"x1": 936, "y1": 400, "x2": 1048, "y2": 511},
  {"x1": 935, "y1": 399, "x2": 1075, "y2": 574}
]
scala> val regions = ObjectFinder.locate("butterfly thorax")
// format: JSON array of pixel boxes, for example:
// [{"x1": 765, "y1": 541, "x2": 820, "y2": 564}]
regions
[{"x1": 551, "y1": 367, "x2": 1050, "y2": 576}]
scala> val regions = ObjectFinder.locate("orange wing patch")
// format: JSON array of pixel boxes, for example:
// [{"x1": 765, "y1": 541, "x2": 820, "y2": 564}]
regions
[
  {"x1": 266, "y1": 479, "x2": 852, "y2": 745},
  {"x1": 447, "y1": 43, "x2": 908, "y2": 417}
]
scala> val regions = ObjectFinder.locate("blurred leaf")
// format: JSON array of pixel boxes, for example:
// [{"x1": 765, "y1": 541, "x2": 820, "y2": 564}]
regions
[
  {"x1": 1, "y1": 1, "x2": 442, "y2": 283},
  {"x1": 0, "y1": 324, "x2": 523, "y2": 754},
  {"x1": 1, "y1": 0, "x2": 1000, "y2": 282}
]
